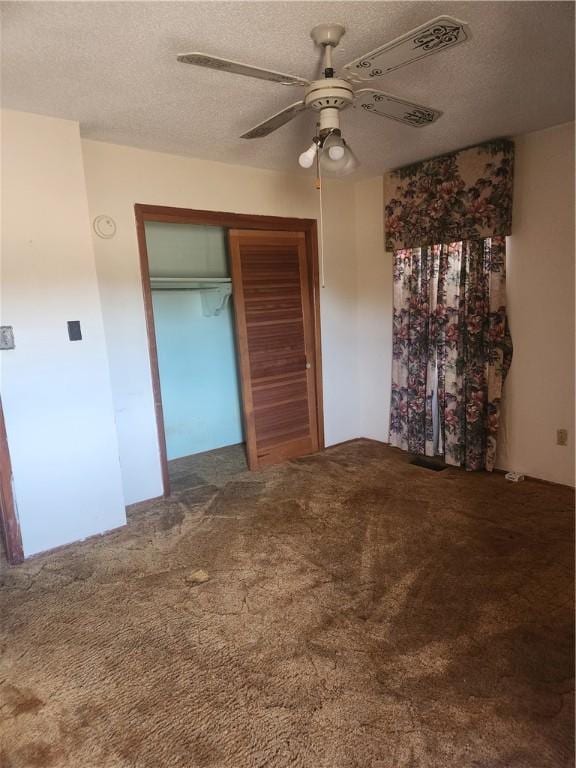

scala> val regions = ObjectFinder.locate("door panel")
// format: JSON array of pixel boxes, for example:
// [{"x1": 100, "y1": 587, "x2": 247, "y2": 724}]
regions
[
  {"x1": 229, "y1": 230, "x2": 320, "y2": 469},
  {"x1": 0, "y1": 397, "x2": 24, "y2": 564}
]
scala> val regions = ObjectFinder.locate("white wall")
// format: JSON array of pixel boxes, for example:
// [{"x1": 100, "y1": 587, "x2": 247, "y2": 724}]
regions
[
  {"x1": 496, "y1": 123, "x2": 575, "y2": 486},
  {"x1": 0, "y1": 110, "x2": 126, "y2": 556},
  {"x1": 355, "y1": 177, "x2": 392, "y2": 442},
  {"x1": 81, "y1": 139, "x2": 359, "y2": 504},
  {"x1": 318, "y1": 180, "x2": 359, "y2": 444}
]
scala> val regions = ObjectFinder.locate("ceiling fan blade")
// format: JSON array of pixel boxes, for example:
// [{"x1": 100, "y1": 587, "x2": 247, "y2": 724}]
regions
[
  {"x1": 241, "y1": 101, "x2": 307, "y2": 139},
  {"x1": 355, "y1": 89, "x2": 442, "y2": 127},
  {"x1": 343, "y1": 16, "x2": 470, "y2": 81},
  {"x1": 177, "y1": 52, "x2": 309, "y2": 87}
]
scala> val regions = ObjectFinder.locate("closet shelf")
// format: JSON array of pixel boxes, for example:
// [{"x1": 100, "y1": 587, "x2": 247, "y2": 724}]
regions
[{"x1": 150, "y1": 277, "x2": 232, "y2": 318}]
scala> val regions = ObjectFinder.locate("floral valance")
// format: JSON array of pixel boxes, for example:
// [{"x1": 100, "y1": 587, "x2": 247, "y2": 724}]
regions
[{"x1": 384, "y1": 139, "x2": 514, "y2": 251}]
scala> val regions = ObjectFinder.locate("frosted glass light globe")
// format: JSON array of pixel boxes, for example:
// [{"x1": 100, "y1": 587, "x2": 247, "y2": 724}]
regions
[
  {"x1": 299, "y1": 151, "x2": 315, "y2": 168},
  {"x1": 328, "y1": 144, "x2": 345, "y2": 161},
  {"x1": 298, "y1": 142, "x2": 318, "y2": 168}
]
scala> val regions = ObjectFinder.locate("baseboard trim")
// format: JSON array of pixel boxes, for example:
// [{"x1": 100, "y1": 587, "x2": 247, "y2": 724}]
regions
[
  {"x1": 325, "y1": 437, "x2": 390, "y2": 450},
  {"x1": 325, "y1": 438, "x2": 574, "y2": 489},
  {"x1": 492, "y1": 466, "x2": 574, "y2": 489},
  {"x1": 18, "y1": 522, "x2": 127, "y2": 565}
]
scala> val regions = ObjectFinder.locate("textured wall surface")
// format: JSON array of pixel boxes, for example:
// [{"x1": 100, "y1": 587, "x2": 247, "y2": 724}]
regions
[
  {"x1": 496, "y1": 122, "x2": 575, "y2": 486},
  {"x1": 0, "y1": 110, "x2": 126, "y2": 556},
  {"x1": 356, "y1": 176, "x2": 393, "y2": 443}
]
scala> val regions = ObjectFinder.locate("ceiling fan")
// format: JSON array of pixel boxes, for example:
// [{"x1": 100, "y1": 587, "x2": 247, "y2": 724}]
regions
[{"x1": 177, "y1": 16, "x2": 471, "y2": 174}]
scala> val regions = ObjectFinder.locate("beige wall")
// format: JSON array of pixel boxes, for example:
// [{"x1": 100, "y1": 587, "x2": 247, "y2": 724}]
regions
[
  {"x1": 0, "y1": 110, "x2": 126, "y2": 555},
  {"x1": 356, "y1": 177, "x2": 392, "y2": 442},
  {"x1": 81, "y1": 139, "x2": 359, "y2": 504},
  {"x1": 496, "y1": 122, "x2": 575, "y2": 486}
]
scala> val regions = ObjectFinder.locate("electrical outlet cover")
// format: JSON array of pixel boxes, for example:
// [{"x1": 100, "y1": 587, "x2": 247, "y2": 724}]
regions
[
  {"x1": 557, "y1": 429, "x2": 568, "y2": 446},
  {"x1": 0, "y1": 326, "x2": 15, "y2": 350}
]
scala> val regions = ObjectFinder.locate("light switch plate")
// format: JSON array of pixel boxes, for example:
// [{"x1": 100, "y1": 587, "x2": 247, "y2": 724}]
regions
[
  {"x1": 67, "y1": 320, "x2": 82, "y2": 341},
  {"x1": 557, "y1": 429, "x2": 568, "y2": 446},
  {"x1": 0, "y1": 326, "x2": 15, "y2": 350}
]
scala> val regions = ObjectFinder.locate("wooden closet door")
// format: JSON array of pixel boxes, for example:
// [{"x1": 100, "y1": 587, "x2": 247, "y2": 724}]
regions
[{"x1": 229, "y1": 229, "x2": 320, "y2": 469}]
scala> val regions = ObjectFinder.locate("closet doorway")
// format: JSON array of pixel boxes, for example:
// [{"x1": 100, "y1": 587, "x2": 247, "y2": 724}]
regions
[{"x1": 135, "y1": 205, "x2": 324, "y2": 496}]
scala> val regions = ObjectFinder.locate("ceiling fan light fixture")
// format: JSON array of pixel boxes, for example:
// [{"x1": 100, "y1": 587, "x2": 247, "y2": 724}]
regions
[
  {"x1": 341, "y1": 145, "x2": 360, "y2": 176},
  {"x1": 318, "y1": 131, "x2": 357, "y2": 174},
  {"x1": 178, "y1": 16, "x2": 471, "y2": 171},
  {"x1": 298, "y1": 140, "x2": 319, "y2": 168},
  {"x1": 327, "y1": 135, "x2": 345, "y2": 161},
  {"x1": 319, "y1": 139, "x2": 358, "y2": 176}
]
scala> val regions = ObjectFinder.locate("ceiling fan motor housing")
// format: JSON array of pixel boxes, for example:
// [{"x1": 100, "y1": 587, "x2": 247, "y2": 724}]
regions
[
  {"x1": 304, "y1": 80, "x2": 354, "y2": 111},
  {"x1": 304, "y1": 79, "x2": 354, "y2": 132},
  {"x1": 305, "y1": 78, "x2": 353, "y2": 109}
]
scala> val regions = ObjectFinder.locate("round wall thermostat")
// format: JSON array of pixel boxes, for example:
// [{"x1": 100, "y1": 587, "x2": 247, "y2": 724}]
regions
[{"x1": 93, "y1": 215, "x2": 117, "y2": 239}]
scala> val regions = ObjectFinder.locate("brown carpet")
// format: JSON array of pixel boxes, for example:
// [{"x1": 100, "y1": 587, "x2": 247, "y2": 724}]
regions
[{"x1": 0, "y1": 439, "x2": 574, "y2": 768}]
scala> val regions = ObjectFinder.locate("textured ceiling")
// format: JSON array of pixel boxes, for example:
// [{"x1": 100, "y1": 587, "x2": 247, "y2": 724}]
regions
[{"x1": 1, "y1": 1, "x2": 574, "y2": 176}]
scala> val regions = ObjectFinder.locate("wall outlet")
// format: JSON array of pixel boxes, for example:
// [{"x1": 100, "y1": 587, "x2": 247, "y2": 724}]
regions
[
  {"x1": 557, "y1": 429, "x2": 568, "y2": 446},
  {"x1": 0, "y1": 326, "x2": 15, "y2": 350}
]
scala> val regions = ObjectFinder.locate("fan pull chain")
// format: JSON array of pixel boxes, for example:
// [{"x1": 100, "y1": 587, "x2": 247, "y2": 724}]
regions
[{"x1": 316, "y1": 144, "x2": 326, "y2": 289}]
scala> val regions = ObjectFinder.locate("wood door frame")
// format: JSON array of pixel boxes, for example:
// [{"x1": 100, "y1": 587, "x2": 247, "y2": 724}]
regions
[
  {"x1": 134, "y1": 204, "x2": 325, "y2": 496},
  {"x1": 0, "y1": 396, "x2": 24, "y2": 564}
]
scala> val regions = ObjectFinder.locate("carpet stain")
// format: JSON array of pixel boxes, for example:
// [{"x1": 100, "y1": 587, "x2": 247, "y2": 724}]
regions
[
  {"x1": 13, "y1": 743, "x2": 58, "y2": 768},
  {"x1": 1, "y1": 684, "x2": 44, "y2": 718},
  {"x1": 0, "y1": 440, "x2": 573, "y2": 768}
]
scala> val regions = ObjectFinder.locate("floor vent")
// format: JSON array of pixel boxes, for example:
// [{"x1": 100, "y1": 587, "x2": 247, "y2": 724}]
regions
[{"x1": 410, "y1": 456, "x2": 447, "y2": 472}]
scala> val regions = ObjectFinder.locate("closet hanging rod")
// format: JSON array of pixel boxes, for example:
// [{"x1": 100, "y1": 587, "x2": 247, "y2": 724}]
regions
[
  {"x1": 150, "y1": 276, "x2": 231, "y2": 283},
  {"x1": 150, "y1": 276, "x2": 232, "y2": 291},
  {"x1": 151, "y1": 286, "x2": 226, "y2": 291},
  {"x1": 149, "y1": 277, "x2": 232, "y2": 316}
]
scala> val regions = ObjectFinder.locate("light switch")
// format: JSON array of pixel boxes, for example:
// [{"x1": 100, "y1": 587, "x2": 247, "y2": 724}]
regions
[
  {"x1": 67, "y1": 321, "x2": 82, "y2": 341},
  {"x1": 0, "y1": 326, "x2": 15, "y2": 350}
]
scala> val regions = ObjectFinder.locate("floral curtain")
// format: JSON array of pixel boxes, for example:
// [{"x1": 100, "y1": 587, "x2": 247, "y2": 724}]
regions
[
  {"x1": 384, "y1": 139, "x2": 514, "y2": 251},
  {"x1": 386, "y1": 140, "x2": 514, "y2": 471},
  {"x1": 389, "y1": 237, "x2": 512, "y2": 471}
]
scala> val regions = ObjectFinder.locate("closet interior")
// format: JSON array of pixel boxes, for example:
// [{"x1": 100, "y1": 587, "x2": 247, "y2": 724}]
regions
[{"x1": 145, "y1": 221, "x2": 246, "y2": 487}]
